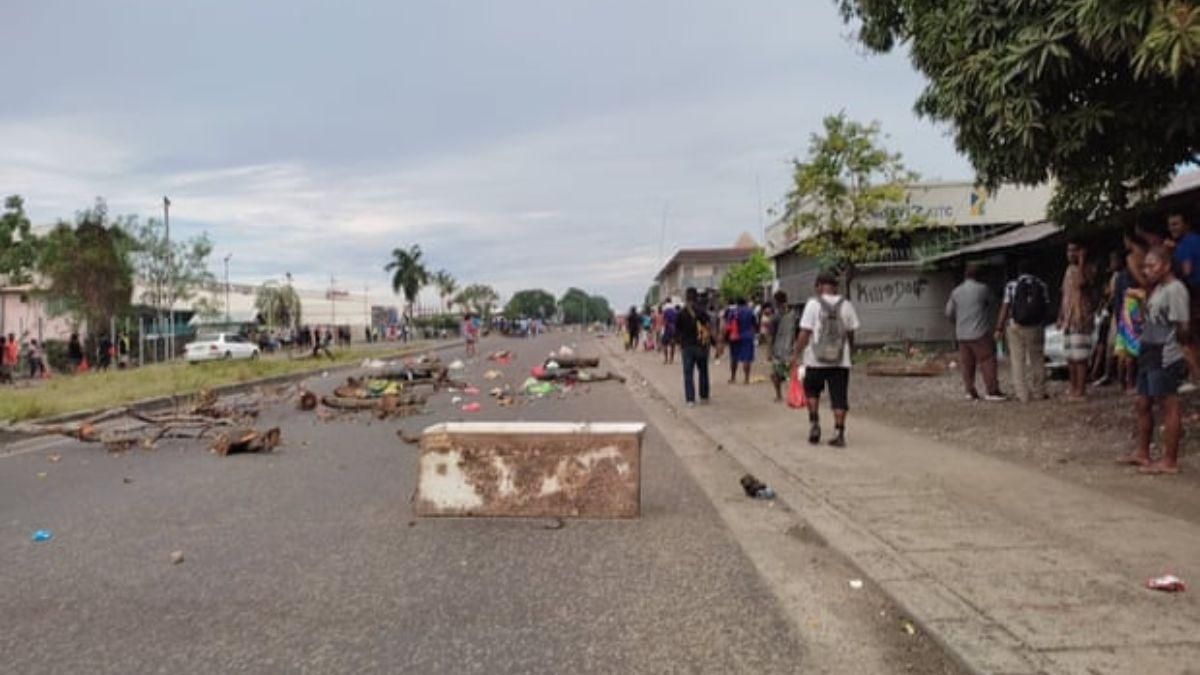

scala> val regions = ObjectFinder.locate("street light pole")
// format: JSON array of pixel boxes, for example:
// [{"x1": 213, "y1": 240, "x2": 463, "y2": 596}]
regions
[
  {"x1": 330, "y1": 275, "x2": 337, "y2": 327},
  {"x1": 164, "y1": 196, "x2": 173, "y2": 359},
  {"x1": 223, "y1": 254, "x2": 232, "y2": 324}
]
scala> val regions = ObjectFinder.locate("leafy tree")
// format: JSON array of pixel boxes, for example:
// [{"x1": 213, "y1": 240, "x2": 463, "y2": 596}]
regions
[
  {"x1": 504, "y1": 288, "x2": 557, "y2": 319},
  {"x1": 837, "y1": 0, "x2": 1200, "y2": 226},
  {"x1": 454, "y1": 283, "x2": 500, "y2": 318},
  {"x1": 255, "y1": 280, "x2": 302, "y2": 329},
  {"x1": 192, "y1": 296, "x2": 224, "y2": 322},
  {"x1": 37, "y1": 200, "x2": 135, "y2": 332},
  {"x1": 558, "y1": 287, "x2": 613, "y2": 324},
  {"x1": 431, "y1": 269, "x2": 458, "y2": 311},
  {"x1": 0, "y1": 196, "x2": 40, "y2": 285},
  {"x1": 783, "y1": 113, "x2": 923, "y2": 267},
  {"x1": 587, "y1": 295, "x2": 613, "y2": 324},
  {"x1": 718, "y1": 250, "x2": 774, "y2": 303},
  {"x1": 384, "y1": 245, "x2": 429, "y2": 317},
  {"x1": 126, "y1": 216, "x2": 215, "y2": 313}
]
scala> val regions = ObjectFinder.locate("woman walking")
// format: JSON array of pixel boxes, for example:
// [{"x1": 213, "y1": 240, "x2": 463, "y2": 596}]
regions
[{"x1": 727, "y1": 297, "x2": 758, "y2": 384}]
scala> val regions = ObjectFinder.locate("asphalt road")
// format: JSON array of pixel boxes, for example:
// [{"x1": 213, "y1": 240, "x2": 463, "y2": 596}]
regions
[{"x1": 1, "y1": 333, "x2": 810, "y2": 674}]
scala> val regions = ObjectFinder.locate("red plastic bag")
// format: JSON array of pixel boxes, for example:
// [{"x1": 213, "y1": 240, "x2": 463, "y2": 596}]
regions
[{"x1": 787, "y1": 366, "x2": 807, "y2": 409}]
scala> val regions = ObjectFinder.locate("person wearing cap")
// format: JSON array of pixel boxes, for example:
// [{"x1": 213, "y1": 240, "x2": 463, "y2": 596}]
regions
[{"x1": 791, "y1": 272, "x2": 861, "y2": 447}]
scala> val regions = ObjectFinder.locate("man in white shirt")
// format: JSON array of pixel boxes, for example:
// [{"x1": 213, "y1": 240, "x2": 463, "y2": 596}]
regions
[{"x1": 791, "y1": 272, "x2": 862, "y2": 447}]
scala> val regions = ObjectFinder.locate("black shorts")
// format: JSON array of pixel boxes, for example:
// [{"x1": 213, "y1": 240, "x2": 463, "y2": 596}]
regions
[
  {"x1": 804, "y1": 367, "x2": 850, "y2": 410},
  {"x1": 1137, "y1": 360, "x2": 1187, "y2": 398}
]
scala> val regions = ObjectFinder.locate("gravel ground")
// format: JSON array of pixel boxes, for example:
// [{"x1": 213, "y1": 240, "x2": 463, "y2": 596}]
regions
[{"x1": 852, "y1": 358, "x2": 1200, "y2": 524}]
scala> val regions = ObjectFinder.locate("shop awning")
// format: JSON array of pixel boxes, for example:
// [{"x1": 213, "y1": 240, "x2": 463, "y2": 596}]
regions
[{"x1": 923, "y1": 221, "x2": 1061, "y2": 263}]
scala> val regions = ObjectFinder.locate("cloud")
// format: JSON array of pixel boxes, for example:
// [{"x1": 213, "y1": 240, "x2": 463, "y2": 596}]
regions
[{"x1": 1, "y1": 0, "x2": 971, "y2": 309}]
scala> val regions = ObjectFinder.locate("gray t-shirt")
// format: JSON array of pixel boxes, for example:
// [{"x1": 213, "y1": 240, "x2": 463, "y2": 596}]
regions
[
  {"x1": 945, "y1": 279, "x2": 994, "y2": 341},
  {"x1": 1143, "y1": 279, "x2": 1190, "y2": 366},
  {"x1": 771, "y1": 308, "x2": 798, "y2": 362}
]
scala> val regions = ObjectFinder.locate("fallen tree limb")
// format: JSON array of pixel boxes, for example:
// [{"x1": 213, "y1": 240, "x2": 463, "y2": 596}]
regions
[{"x1": 211, "y1": 427, "x2": 281, "y2": 456}]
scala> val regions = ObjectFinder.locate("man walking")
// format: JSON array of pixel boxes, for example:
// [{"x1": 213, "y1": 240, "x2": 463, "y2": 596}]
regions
[
  {"x1": 945, "y1": 263, "x2": 1004, "y2": 401},
  {"x1": 1060, "y1": 240, "x2": 1094, "y2": 400},
  {"x1": 1119, "y1": 247, "x2": 1188, "y2": 474},
  {"x1": 995, "y1": 260, "x2": 1051, "y2": 402},
  {"x1": 1168, "y1": 212, "x2": 1200, "y2": 391},
  {"x1": 676, "y1": 287, "x2": 712, "y2": 407},
  {"x1": 768, "y1": 290, "x2": 797, "y2": 403},
  {"x1": 792, "y1": 273, "x2": 860, "y2": 447}
]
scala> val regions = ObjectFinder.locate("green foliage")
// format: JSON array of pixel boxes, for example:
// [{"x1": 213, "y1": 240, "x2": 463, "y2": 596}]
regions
[
  {"x1": 559, "y1": 287, "x2": 612, "y2": 324},
  {"x1": 37, "y1": 199, "x2": 135, "y2": 331},
  {"x1": 454, "y1": 283, "x2": 499, "y2": 317},
  {"x1": 784, "y1": 113, "x2": 922, "y2": 267},
  {"x1": 384, "y1": 245, "x2": 430, "y2": 313},
  {"x1": 431, "y1": 269, "x2": 458, "y2": 311},
  {"x1": 504, "y1": 288, "x2": 557, "y2": 319},
  {"x1": 718, "y1": 250, "x2": 774, "y2": 302},
  {"x1": 0, "y1": 196, "x2": 39, "y2": 284},
  {"x1": 255, "y1": 280, "x2": 302, "y2": 328},
  {"x1": 837, "y1": 0, "x2": 1200, "y2": 226},
  {"x1": 125, "y1": 216, "x2": 214, "y2": 310}
]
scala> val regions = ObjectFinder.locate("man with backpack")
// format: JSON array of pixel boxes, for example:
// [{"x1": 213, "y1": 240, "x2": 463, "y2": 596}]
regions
[
  {"x1": 946, "y1": 263, "x2": 1005, "y2": 401},
  {"x1": 676, "y1": 287, "x2": 713, "y2": 407},
  {"x1": 995, "y1": 260, "x2": 1052, "y2": 402},
  {"x1": 791, "y1": 272, "x2": 861, "y2": 447}
]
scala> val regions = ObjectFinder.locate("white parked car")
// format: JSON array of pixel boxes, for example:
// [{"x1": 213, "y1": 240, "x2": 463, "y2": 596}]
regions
[{"x1": 185, "y1": 333, "x2": 260, "y2": 363}]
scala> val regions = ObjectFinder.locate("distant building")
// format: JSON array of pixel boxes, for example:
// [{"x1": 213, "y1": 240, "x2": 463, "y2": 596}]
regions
[
  {"x1": 654, "y1": 233, "x2": 761, "y2": 304},
  {"x1": 766, "y1": 182, "x2": 1054, "y2": 345}
]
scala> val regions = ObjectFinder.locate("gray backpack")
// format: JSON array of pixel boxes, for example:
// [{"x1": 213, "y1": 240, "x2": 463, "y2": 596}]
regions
[{"x1": 814, "y1": 298, "x2": 846, "y2": 365}]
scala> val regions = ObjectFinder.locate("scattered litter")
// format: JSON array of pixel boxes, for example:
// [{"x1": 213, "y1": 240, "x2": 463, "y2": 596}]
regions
[
  {"x1": 397, "y1": 430, "x2": 422, "y2": 445},
  {"x1": 1147, "y1": 574, "x2": 1187, "y2": 592},
  {"x1": 483, "y1": 370, "x2": 503, "y2": 380},
  {"x1": 531, "y1": 365, "x2": 547, "y2": 379},
  {"x1": 749, "y1": 375, "x2": 768, "y2": 384},
  {"x1": 463, "y1": 387, "x2": 481, "y2": 396},
  {"x1": 487, "y1": 350, "x2": 514, "y2": 364},
  {"x1": 298, "y1": 391, "x2": 319, "y2": 411},
  {"x1": 448, "y1": 360, "x2": 466, "y2": 370},
  {"x1": 321, "y1": 371, "x2": 329, "y2": 378},
  {"x1": 739, "y1": 474, "x2": 775, "y2": 499},
  {"x1": 123, "y1": 477, "x2": 133, "y2": 484},
  {"x1": 556, "y1": 345, "x2": 575, "y2": 357},
  {"x1": 36, "y1": 472, "x2": 47, "y2": 479},
  {"x1": 901, "y1": 619, "x2": 916, "y2": 636},
  {"x1": 31, "y1": 529, "x2": 53, "y2": 543},
  {"x1": 545, "y1": 360, "x2": 561, "y2": 370},
  {"x1": 849, "y1": 579, "x2": 864, "y2": 590},
  {"x1": 451, "y1": 396, "x2": 463, "y2": 404},
  {"x1": 47, "y1": 454, "x2": 61, "y2": 463},
  {"x1": 170, "y1": 550, "x2": 185, "y2": 565},
  {"x1": 461, "y1": 402, "x2": 482, "y2": 413},
  {"x1": 211, "y1": 427, "x2": 281, "y2": 456},
  {"x1": 543, "y1": 517, "x2": 566, "y2": 530},
  {"x1": 361, "y1": 358, "x2": 388, "y2": 369}
]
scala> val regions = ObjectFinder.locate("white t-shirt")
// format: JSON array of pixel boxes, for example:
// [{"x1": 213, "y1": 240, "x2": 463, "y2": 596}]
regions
[{"x1": 799, "y1": 294, "x2": 861, "y2": 368}]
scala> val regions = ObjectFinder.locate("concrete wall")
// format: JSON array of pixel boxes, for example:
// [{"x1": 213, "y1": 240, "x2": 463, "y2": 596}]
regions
[
  {"x1": 0, "y1": 291, "x2": 75, "y2": 341},
  {"x1": 847, "y1": 268, "x2": 955, "y2": 345}
]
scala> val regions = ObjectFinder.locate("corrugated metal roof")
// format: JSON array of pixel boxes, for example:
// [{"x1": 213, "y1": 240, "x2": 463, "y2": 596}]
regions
[{"x1": 923, "y1": 221, "x2": 1061, "y2": 263}]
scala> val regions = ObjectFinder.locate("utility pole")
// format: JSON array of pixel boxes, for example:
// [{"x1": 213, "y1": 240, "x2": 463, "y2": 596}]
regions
[
  {"x1": 223, "y1": 253, "x2": 232, "y2": 324},
  {"x1": 330, "y1": 275, "x2": 337, "y2": 327},
  {"x1": 163, "y1": 196, "x2": 173, "y2": 359}
]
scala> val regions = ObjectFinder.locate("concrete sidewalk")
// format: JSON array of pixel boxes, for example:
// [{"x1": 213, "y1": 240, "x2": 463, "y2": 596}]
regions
[{"x1": 604, "y1": 342, "x2": 1200, "y2": 675}]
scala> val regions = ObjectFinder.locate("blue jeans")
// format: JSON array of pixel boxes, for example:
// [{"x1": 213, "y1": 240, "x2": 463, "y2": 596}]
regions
[{"x1": 682, "y1": 345, "x2": 710, "y2": 403}]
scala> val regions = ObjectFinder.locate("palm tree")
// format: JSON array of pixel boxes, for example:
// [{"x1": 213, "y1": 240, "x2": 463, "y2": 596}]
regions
[
  {"x1": 453, "y1": 283, "x2": 499, "y2": 319},
  {"x1": 432, "y1": 270, "x2": 458, "y2": 312},
  {"x1": 255, "y1": 281, "x2": 302, "y2": 329},
  {"x1": 384, "y1": 245, "x2": 430, "y2": 318}
]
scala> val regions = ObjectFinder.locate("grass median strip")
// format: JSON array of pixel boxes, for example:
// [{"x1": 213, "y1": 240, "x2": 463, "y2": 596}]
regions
[{"x1": 0, "y1": 341, "x2": 436, "y2": 423}]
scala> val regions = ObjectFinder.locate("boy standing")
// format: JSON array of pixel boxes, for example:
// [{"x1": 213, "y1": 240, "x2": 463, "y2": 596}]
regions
[
  {"x1": 1120, "y1": 247, "x2": 1189, "y2": 474},
  {"x1": 792, "y1": 273, "x2": 861, "y2": 447}
]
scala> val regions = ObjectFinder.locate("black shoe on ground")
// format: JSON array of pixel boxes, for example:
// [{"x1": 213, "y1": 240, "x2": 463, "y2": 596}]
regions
[
  {"x1": 829, "y1": 431, "x2": 846, "y2": 448},
  {"x1": 808, "y1": 424, "x2": 821, "y2": 445}
]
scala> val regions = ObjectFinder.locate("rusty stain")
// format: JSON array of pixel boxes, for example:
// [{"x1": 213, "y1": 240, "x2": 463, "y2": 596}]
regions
[{"x1": 415, "y1": 427, "x2": 642, "y2": 518}]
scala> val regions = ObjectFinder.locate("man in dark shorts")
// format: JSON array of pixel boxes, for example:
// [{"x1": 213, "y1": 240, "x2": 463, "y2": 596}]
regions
[
  {"x1": 791, "y1": 273, "x2": 861, "y2": 447},
  {"x1": 1119, "y1": 247, "x2": 1189, "y2": 474},
  {"x1": 675, "y1": 287, "x2": 713, "y2": 407},
  {"x1": 1167, "y1": 212, "x2": 1200, "y2": 391}
]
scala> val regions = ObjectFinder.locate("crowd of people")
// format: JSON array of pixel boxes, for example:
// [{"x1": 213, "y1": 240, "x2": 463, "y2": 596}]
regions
[
  {"x1": 943, "y1": 212, "x2": 1200, "y2": 475},
  {"x1": 0, "y1": 331, "x2": 132, "y2": 384},
  {"x1": 623, "y1": 275, "x2": 862, "y2": 448},
  {"x1": 618, "y1": 212, "x2": 1198, "y2": 473}
]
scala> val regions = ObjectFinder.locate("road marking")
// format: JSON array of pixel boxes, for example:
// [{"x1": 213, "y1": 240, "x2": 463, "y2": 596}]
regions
[{"x1": 0, "y1": 436, "x2": 71, "y2": 459}]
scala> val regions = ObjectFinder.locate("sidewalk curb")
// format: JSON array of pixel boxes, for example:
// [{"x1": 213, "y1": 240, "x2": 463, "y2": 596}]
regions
[
  {"x1": 3, "y1": 341, "x2": 464, "y2": 438},
  {"x1": 602, "y1": 343, "x2": 1024, "y2": 675}
]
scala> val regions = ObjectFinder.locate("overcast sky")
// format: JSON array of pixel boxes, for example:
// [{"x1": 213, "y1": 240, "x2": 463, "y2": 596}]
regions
[{"x1": 1, "y1": 0, "x2": 971, "y2": 308}]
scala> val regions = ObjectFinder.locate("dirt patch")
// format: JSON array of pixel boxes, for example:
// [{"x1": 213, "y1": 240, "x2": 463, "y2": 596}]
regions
[{"x1": 852, "y1": 362, "x2": 1200, "y2": 524}]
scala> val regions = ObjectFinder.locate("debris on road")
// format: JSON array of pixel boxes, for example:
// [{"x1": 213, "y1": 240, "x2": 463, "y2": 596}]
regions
[
  {"x1": 544, "y1": 356, "x2": 600, "y2": 369},
  {"x1": 211, "y1": 427, "x2": 281, "y2": 456},
  {"x1": 865, "y1": 359, "x2": 946, "y2": 377},
  {"x1": 739, "y1": 474, "x2": 775, "y2": 499},
  {"x1": 47, "y1": 454, "x2": 61, "y2": 463},
  {"x1": 849, "y1": 579, "x2": 864, "y2": 590},
  {"x1": 900, "y1": 619, "x2": 917, "y2": 636},
  {"x1": 448, "y1": 359, "x2": 466, "y2": 371},
  {"x1": 483, "y1": 370, "x2": 504, "y2": 380},
  {"x1": 31, "y1": 529, "x2": 53, "y2": 542},
  {"x1": 487, "y1": 350, "x2": 514, "y2": 363},
  {"x1": 397, "y1": 429, "x2": 422, "y2": 445},
  {"x1": 1147, "y1": 574, "x2": 1187, "y2": 592},
  {"x1": 461, "y1": 402, "x2": 482, "y2": 413},
  {"x1": 298, "y1": 390, "x2": 319, "y2": 411},
  {"x1": 170, "y1": 550, "x2": 185, "y2": 565}
]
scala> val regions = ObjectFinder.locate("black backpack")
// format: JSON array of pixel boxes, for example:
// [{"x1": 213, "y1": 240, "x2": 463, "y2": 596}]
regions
[{"x1": 1011, "y1": 277, "x2": 1047, "y2": 327}]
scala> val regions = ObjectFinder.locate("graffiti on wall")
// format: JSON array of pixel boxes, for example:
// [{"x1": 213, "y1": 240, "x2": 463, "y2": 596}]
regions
[{"x1": 854, "y1": 276, "x2": 932, "y2": 307}]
